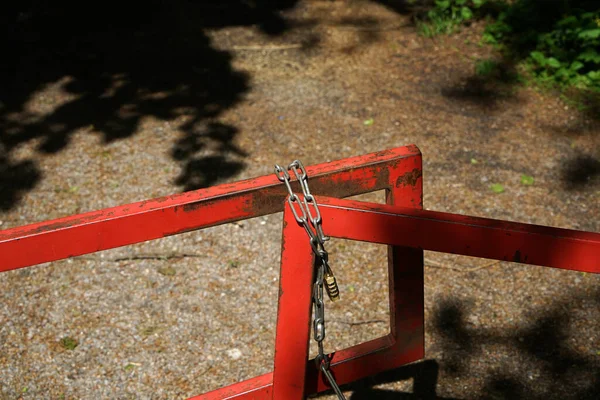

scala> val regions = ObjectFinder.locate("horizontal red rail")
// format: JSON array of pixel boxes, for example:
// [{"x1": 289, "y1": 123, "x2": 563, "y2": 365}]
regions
[
  {"x1": 316, "y1": 196, "x2": 600, "y2": 273},
  {"x1": 0, "y1": 146, "x2": 422, "y2": 272}
]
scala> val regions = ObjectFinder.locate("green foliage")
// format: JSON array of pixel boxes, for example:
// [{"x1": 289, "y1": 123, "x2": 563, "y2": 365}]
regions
[
  {"x1": 60, "y1": 336, "x2": 78, "y2": 350},
  {"x1": 124, "y1": 363, "x2": 137, "y2": 371},
  {"x1": 475, "y1": 59, "x2": 500, "y2": 77},
  {"x1": 421, "y1": 0, "x2": 600, "y2": 92},
  {"x1": 484, "y1": 1, "x2": 600, "y2": 91},
  {"x1": 490, "y1": 183, "x2": 505, "y2": 193},
  {"x1": 418, "y1": 0, "x2": 486, "y2": 37},
  {"x1": 520, "y1": 174, "x2": 534, "y2": 185}
]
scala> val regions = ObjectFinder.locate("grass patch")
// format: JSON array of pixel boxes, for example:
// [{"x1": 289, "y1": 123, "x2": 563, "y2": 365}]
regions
[
  {"x1": 490, "y1": 183, "x2": 505, "y2": 193},
  {"x1": 60, "y1": 336, "x2": 78, "y2": 350},
  {"x1": 417, "y1": 0, "x2": 486, "y2": 37},
  {"x1": 475, "y1": 59, "x2": 500, "y2": 77}
]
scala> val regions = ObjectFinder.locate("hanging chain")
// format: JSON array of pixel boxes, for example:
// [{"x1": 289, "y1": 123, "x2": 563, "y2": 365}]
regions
[{"x1": 274, "y1": 160, "x2": 346, "y2": 400}]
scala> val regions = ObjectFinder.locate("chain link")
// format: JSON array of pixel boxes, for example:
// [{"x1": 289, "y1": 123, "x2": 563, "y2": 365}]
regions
[{"x1": 274, "y1": 160, "x2": 345, "y2": 400}]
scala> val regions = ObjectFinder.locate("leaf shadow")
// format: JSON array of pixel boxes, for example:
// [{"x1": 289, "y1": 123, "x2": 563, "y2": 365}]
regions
[{"x1": 0, "y1": 0, "x2": 301, "y2": 211}]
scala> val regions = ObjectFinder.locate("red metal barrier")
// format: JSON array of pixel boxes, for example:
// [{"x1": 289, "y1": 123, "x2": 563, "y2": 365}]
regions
[
  {"x1": 2, "y1": 144, "x2": 599, "y2": 399},
  {"x1": 0, "y1": 145, "x2": 422, "y2": 271},
  {"x1": 0, "y1": 145, "x2": 425, "y2": 398},
  {"x1": 197, "y1": 196, "x2": 600, "y2": 399}
]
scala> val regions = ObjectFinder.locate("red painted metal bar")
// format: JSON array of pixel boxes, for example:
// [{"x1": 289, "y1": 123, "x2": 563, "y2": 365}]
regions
[
  {"x1": 196, "y1": 159, "x2": 425, "y2": 398},
  {"x1": 1, "y1": 145, "x2": 426, "y2": 400},
  {"x1": 315, "y1": 196, "x2": 600, "y2": 273},
  {"x1": 272, "y1": 211, "x2": 315, "y2": 399},
  {"x1": 189, "y1": 372, "x2": 273, "y2": 400},
  {"x1": 198, "y1": 195, "x2": 424, "y2": 400},
  {"x1": 196, "y1": 195, "x2": 599, "y2": 399},
  {"x1": 0, "y1": 145, "x2": 422, "y2": 271},
  {"x1": 271, "y1": 171, "x2": 427, "y2": 398}
]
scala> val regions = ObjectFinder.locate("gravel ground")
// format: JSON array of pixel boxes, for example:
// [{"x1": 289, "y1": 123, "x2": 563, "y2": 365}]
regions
[{"x1": 1, "y1": 1, "x2": 599, "y2": 399}]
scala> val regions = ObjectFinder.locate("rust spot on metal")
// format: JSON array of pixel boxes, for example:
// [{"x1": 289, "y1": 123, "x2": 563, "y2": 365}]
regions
[
  {"x1": 28, "y1": 214, "x2": 100, "y2": 234},
  {"x1": 513, "y1": 250, "x2": 521, "y2": 263},
  {"x1": 182, "y1": 198, "x2": 220, "y2": 213},
  {"x1": 373, "y1": 149, "x2": 395, "y2": 159},
  {"x1": 248, "y1": 186, "x2": 289, "y2": 216},
  {"x1": 312, "y1": 166, "x2": 390, "y2": 198},
  {"x1": 246, "y1": 164, "x2": 393, "y2": 215},
  {"x1": 153, "y1": 195, "x2": 170, "y2": 203},
  {"x1": 395, "y1": 168, "x2": 422, "y2": 188},
  {"x1": 406, "y1": 144, "x2": 421, "y2": 155}
]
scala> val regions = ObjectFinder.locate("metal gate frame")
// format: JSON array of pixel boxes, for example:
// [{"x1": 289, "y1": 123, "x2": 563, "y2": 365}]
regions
[
  {"x1": 0, "y1": 145, "x2": 425, "y2": 398},
  {"x1": 198, "y1": 196, "x2": 600, "y2": 399},
  {"x1": 1, "y1": 145, "x2": 599, "y2": 399}
]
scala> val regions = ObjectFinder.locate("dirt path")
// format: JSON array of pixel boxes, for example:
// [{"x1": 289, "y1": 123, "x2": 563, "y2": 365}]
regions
[{"x1": 1, "y1": 1, "x2": 599, "y2": 399}]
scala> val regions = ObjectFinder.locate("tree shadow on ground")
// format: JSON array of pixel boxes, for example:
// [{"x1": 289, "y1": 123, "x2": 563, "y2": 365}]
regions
[
  {"x1": 431, "y1": 289, "x2": 600, "y2": 400},
  {"x1": 0, "y1": 0, "x2": 433, "y2": 211},
  {"x1": 0, "y1": 0, "x2": 300, "y2": 210},
  {"x1": 561, "y1": 153, "x2": 600, "y2": 190},
  {"x1": 371, "y1": 0, "x2": 430, "y2": 16},
  {"x1": 313, "y1": 359, "x2": 453, "y2": 399},
  {"x1": 381, "y1": 0, "x2": 600, "y2": 192},
  {"x1": 346, "y1": 359, "x2": 457, "y2": 399},
  {"x1": 313, "y1": 285, "x2": 599, "y2": 399}
]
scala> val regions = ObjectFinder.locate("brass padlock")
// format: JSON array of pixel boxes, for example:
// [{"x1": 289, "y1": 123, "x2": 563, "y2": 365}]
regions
[{"x1": 324, "y1": 270, "x2": 340, "y2": 302}]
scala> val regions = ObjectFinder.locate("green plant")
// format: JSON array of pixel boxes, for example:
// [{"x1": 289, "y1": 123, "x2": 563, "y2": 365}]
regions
[
  {"x1": 490, "y1": 183, "x2": 505, "y2": 193},
  {"x1": 484, "y1": 1, "x2": 600, "y2": 91},
  {"x1": 520, "y1": 174, "x2": 534, "y2": 185},
  {"x1": 475, "y1": 59, "x2": 500, "y2": 76},
  {"x1": 60, "y1": 336, "x2": 78, "y2": 350},
  {"x1": 418, "y1": 0, "x2": 487, "y2": 37}
]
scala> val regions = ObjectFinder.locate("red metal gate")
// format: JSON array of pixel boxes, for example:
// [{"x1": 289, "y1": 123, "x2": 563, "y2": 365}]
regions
[{"x1": 1, "y1": 145, "x2": 598, "y2": 399}]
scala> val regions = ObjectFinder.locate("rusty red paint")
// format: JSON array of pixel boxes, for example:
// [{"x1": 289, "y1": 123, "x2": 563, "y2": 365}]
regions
[
  {"x1": 395, "y1": 168, "x2": 422, "y2": 188},
  {"x1": 0, "y1": 146, "x2": 422, "y2": 272},
  {"x1": 191, "y1": 149, "x2": 424, "y2": 399},
  {"x1": 188, "y1": 372, "x2": 273, "y2": 400}
]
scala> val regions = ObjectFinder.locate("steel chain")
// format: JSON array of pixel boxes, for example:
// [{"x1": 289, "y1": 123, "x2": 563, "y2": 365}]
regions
[{"x1": 274, "y1": 160, "x2": 345, "y2": 400}]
